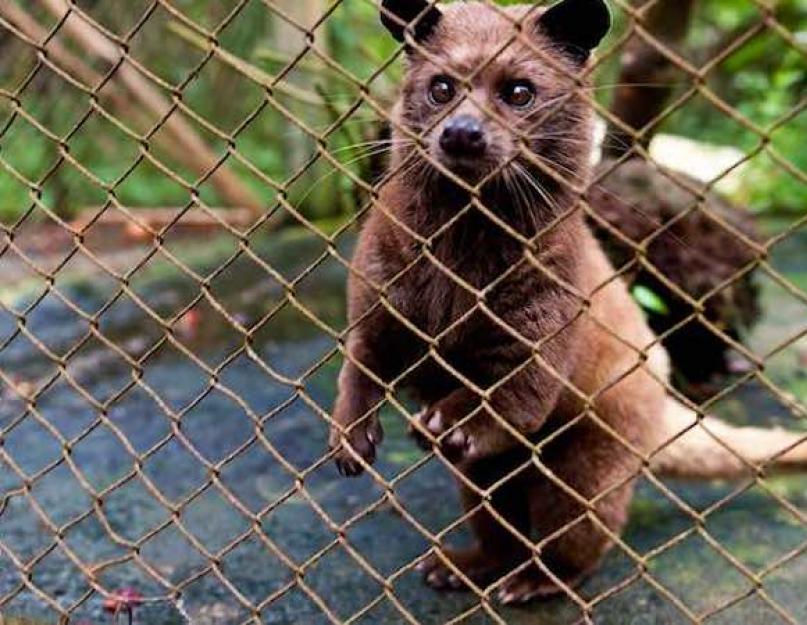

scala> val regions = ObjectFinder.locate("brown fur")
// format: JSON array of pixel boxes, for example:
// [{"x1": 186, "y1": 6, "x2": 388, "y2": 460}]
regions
[{"x1": 329, "y1": 0, "x2": 807, "y2": 604}]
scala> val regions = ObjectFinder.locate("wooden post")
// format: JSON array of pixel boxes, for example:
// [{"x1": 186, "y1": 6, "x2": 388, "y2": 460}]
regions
[{"x1": 271, "y1": 0, "x2": 344, "y2": 220}]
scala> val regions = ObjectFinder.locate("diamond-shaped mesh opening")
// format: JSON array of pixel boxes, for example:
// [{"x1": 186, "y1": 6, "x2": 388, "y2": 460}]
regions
[{"x1": 1, "y1": 0, "x2": 805, "y2": 623}]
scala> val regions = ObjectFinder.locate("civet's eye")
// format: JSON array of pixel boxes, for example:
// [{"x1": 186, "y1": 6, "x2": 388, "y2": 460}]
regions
[
  {"x1": 429, "y1": 76, "x2": 456, "y2": 105},
  {"x1": 501, "y1": 80, "x2": 536, "y2": 108}
]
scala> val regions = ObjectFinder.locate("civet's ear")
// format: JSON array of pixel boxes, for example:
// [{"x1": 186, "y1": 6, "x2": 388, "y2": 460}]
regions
[
  {"x1": 380, "y1": 0, "x2": 442, "y2": 44},
  {"x1": 537, "y1": 0, "x2": 611, "y2": 63}
]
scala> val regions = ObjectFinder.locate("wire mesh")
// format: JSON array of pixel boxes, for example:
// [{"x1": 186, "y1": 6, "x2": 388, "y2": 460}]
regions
[{"x1": 0, "y1": 0, "x2": 805, "y2": 623}]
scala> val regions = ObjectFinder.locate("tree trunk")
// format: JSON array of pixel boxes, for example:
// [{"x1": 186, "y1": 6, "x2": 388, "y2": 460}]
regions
[{"x1": 605, "y1": 0, "x2": 696, "y2": 158}]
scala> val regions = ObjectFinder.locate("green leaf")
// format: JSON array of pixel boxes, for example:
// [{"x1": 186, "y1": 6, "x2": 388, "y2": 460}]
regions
[{"x1": 631, "y1": 285, "x2": 670, "y2": 316}]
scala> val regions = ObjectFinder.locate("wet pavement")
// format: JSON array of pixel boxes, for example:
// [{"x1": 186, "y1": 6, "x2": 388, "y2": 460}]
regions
[{"x1": 0, "y1": 225, "x2": 805, "y2": 624}]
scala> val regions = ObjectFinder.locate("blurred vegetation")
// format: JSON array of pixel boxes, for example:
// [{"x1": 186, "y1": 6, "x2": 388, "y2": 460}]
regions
[
  {"x1": 670, "y1": 0, "x2": 806, "y2": 213},
  {"x1": 0, "y1": 0, "x2": 804, "y2": 225}
]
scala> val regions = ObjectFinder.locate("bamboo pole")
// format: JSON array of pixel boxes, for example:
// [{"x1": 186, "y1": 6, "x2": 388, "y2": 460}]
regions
[
  {"x1": 36, "y1": 0, "x2": 264, "y2": 216},
  {"x1": 0, "y1": 2, "x2": 188, "y2": 166}
]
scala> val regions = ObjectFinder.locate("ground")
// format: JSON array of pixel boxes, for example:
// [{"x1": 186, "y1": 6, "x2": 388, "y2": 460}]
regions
[{"x1": 0, "y1": 221, "x2": 804, "y2": 624}]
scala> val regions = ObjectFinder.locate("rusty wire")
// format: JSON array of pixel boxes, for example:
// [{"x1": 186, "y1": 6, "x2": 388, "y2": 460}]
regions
[{"x1": 0, "y1": 0, "x2": 805, "y2": 623}]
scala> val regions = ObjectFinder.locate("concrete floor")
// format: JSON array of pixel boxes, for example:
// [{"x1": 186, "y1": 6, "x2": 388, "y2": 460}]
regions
[{"x1": 0, "y1": 227, "x2": 804, "y2": 624}]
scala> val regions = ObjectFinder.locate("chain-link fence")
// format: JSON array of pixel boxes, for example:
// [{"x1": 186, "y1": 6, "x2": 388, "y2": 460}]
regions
[{"x1": 0, "y1": 0, "x2": 805, "y2": 623}]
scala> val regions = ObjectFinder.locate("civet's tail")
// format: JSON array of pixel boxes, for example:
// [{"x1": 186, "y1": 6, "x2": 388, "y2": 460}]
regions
[{"x1": 649, "y1": 397, "x2": 807, "y2": 479}]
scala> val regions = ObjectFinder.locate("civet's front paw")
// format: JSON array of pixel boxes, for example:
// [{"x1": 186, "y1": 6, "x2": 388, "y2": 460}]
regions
[
  {"x1": 409, "y1": 404, "x2": 480, "y2": 463},
  {"x1": 329, "y1": 416, "x2": 383, "y2": 477}
]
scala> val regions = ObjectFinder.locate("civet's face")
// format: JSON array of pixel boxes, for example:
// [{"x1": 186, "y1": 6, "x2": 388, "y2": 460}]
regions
[{"x1": 383, "y1": 0, "x2": 610, "y2": 195}]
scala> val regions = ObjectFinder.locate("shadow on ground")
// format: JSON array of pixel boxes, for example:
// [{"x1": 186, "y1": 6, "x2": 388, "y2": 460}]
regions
[{"x1": 0, "y1": 224, "x2": 805, "y2": 624}]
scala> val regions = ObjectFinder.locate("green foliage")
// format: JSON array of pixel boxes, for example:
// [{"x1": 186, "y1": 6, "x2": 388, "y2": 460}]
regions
[
  {"x1": 0, "y1": 0, "x2": 804, "y2": 224},
  {"x1": 663, "y1": 0, "x2": 806, "y2": 213},
  {"x1": 631, "y1": 284, "x2": 670, "y2": 316}
]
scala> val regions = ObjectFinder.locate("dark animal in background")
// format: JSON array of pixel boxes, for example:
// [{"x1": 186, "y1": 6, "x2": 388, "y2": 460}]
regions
[{"x1": 589, "y1": 158, "x2": 761, "y2": 392}]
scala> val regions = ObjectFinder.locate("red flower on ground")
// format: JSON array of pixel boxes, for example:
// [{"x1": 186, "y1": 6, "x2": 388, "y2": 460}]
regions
[{"x1": 103, "y1": 587, "x2": 143, "y2": 615}]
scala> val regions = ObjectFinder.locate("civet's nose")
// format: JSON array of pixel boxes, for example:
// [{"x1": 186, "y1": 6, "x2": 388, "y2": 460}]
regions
[{"x1": 439, "y1": 115, "x2": 486, "y2": 157}]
